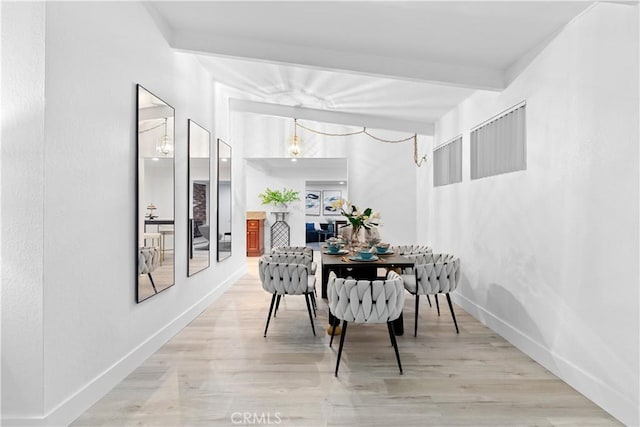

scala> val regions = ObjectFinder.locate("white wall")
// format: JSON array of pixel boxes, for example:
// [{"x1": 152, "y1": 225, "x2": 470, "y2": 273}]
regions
[
  {"x1": 1, "y1": 1, "x2": 46, "y2": 418},
  {"x1": 346, "y1": 131, "x2": 418, "y2": 245},
  {"x1": 2, "y1": 2, "x2": 247, "y2": 425},
  {"x1": 420, "y1": 3, "x2": 638, "y2": 425}
]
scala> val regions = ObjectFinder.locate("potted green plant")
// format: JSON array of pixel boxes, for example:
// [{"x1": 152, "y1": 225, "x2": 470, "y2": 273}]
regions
[{"x1": 258, "y1": 187, "x2": 300, "y2": 211}]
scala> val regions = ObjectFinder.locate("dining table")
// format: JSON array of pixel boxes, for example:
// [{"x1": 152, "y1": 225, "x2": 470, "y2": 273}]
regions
[{"x1": 320, "y1": 249, "x2": 414, "y2": 336}]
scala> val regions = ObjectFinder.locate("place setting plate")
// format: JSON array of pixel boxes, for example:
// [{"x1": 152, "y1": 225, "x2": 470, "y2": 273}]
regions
[
  {"x1": 348, "y1": 254, "x2": 380, "y2": 262},
  {"x1": 324, "y1": 249, "x2": 349, "y2": 255},
  {"x1": 373, "y1": 249, "x2": 394, "y2": 255}
]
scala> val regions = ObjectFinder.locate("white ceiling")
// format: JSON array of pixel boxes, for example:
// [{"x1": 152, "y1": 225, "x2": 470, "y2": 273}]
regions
[
  {"x1": 148, "y1": 1, "x2": 593, "y2": 133},
  {"x1": 246, "y1": 157, "x2": 348, "y2": 173}
]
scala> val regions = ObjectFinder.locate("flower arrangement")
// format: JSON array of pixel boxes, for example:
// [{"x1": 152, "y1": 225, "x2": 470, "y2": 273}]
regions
[
  {"x1": 332, "y1": 199, "x2": 381, "y2": 244},
  {"x1": 258, "y1": 187, "x2": 300, "y2": 209}
]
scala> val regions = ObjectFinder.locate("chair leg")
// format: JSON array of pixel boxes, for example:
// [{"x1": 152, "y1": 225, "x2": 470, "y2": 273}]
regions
[
  {"x1": 387, "y1": 321, "x2": 403, "y2": 374},
  {"x1": 264, "y1": 294, "x2": 277, "y2": 337},
  {"x1": 335, "y1": 320, "x2": 348, "y2": 377},
  {"x1": 304, "y1": 293, "x2": 316, "y2": 336},
  {"x1": 445, "y1": 293, "x2": 459, "y2": 334},
  {"x1": 329, "y1": 318, "x2": 337, "y2": 348},
  {"x1": 148, "y1": 273, "x2": 158, "y2": 294},
  {"x1": 435, "y1": 294, "x2": 440, "y2": 316},
  {"x1": 414, "y1": 294, "x2": 420, "y2": 337},
  {"x1": 310, "y1": 292, "x2": 317, "y2": 317},
  {"x1": 426, "y1": 294, "x2": 432, "y2": 307},
  {"x1": 274, "y1": 295, "x2": 282, "y2": 317}
]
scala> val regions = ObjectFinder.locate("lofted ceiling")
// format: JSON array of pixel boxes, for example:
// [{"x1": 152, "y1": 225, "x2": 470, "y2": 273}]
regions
[{"x1": 147, "y1": 1, "x2": 593, "y2": 134}]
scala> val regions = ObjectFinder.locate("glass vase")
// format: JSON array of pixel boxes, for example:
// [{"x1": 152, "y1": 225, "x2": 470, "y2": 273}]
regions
[{"x1": 350, "y1": 225, "x2": 362, "y2": 250}]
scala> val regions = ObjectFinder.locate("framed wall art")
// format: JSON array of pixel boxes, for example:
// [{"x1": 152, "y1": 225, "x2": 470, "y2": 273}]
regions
[
  {"x1": 322, "y1": 190, "x2": 342, "y2": 215},
  {"x1": 305, "y1": 190, "x2": 321, "y2": 215}
]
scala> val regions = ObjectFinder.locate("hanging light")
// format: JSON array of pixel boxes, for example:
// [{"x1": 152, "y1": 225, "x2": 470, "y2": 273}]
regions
[
  {"x1": 156, "y1": 118, "x2": 173, "y2": 155},
  {"x1": 288, "y1": 118, "x2": 302, "y2": 157},
  {"x1": 293, "y1": 118, "x2": 427, "y2": 167}
]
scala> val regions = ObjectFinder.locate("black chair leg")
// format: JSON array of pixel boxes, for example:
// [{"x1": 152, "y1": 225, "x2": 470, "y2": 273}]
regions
[
  {"x1": 335, "y1": 320, "x2": 348, "y2": 376},
  {"x1": 446, "y1": 293, "x2": 459, "y2": 334},
  {"x1": 329, "y1": 318, "x2": 337, "y2": 347},
  {"x1": 148, "y1": 273, "x2": 158, "y2": 294},
  {"x1": 264, "y1": 294, "x2": 277, "y2": 337},
  {"x1": 310, "y1": 293, "x2": 317, "y2": 317},
  {"x1": 426, "y1": 294, "x2": 432, "y2": 307},
  {"x1": 414, "y1": 294, "x2": 420, "y2": 337},
  {"x1": 274, "y1": 295, "x2": 282, "y2": 317},
  {"x1": 304, "y1": 293, "x2": 316, "y2": 336},
  {"x1": 435, "y1": 294, "x2": 440, "y2": 316},
  {"x1": 387, "y1": 321, "x2": 403, "y2": 374}
]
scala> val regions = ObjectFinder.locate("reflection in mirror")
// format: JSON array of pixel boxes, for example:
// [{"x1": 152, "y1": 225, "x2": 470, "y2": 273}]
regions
[
  {"x1": 217, "y1": 139, "x2": 232, "y2": 261},
  {"x1": 188, "y1": 120, "x2": 211, "y2": 276},
  {"x1": 137, "y1": 84, "x2": 175, "y2": 303}
]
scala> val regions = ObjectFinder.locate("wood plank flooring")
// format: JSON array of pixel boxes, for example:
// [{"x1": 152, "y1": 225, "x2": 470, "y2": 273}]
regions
[{"x1": 73, "y1": 256, "x2": 620, "y2": 426}]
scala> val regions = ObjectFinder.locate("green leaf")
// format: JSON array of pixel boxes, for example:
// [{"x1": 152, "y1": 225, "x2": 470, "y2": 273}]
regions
[{"x1": 258, "y1": 187, "x2": 300, "y2": 206}]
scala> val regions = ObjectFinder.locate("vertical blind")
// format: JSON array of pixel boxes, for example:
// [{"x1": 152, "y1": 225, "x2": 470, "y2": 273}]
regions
[
  {"x1": 470, "y1": 104, "x2": 526, "y2": 180},
  {"x1": 433, "y1": 136, "x2": 462, "y2": 187}
]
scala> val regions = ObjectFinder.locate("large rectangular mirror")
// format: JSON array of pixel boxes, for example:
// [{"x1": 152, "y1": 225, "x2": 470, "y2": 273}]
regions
[
  {"x1": 217, "y1": 139, "x2": 232, "y2": 261},
  {"x1": 188, "y1": 119, "x2": 211, "y2": 276},
  {"x1": 137, "y1": 85, "x2": 175, "y2": 302}
]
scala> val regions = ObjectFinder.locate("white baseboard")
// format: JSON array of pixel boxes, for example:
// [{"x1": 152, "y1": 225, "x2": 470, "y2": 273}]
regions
[
  {"x1": 451, "y1": 293, "x2": 639, "y2": 427},
  {"x1": 2, "y1": 266, "x2": 247, "y2": 427}
]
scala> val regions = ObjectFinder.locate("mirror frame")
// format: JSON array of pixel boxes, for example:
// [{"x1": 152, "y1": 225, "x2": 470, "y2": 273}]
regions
[
  {"x1": 217, "y1": 138, "x2": 232, "y2": 262},
  {"x1": 136, "y1": 84, "x2": 175, "y2": 303},
  {"x1": 187, "y1": 119, "x2": 211, "y2": 276}
]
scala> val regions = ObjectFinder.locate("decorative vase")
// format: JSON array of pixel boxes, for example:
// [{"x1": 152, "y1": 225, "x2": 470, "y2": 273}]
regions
[
  {"x1": 272, "y1": 203, "x2": 288, "y2": 212},
  {"x1": 350, "y1": 225, "x2": 362, "y2": 249}
]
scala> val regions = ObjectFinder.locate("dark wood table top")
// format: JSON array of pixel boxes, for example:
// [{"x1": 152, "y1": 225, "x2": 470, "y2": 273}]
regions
[{"x1": 321, "y1": 251, "x2": 414, "y2": 269}]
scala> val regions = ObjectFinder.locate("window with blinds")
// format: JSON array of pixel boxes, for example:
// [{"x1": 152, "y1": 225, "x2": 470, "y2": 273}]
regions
[
  {"x1": 433, "y1": 136, "x2": 462, "y2": 187},
  {"x1": 470, "y1": 103, "x2": 526, "y2": 180}
]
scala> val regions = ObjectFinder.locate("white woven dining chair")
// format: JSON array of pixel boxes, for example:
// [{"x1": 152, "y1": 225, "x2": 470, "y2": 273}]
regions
[
  {"x1": 401, "y1": 253, "x2": 461, "y2": 337},
  {"x1": 258, "y1": 255, "x2": 316, "y2": 337},
  {"x1": 268, "y1": 252, "x2": 317, "y2": 315},
  {"x1": 327, "y1": 271, "x2": 405, "y2": 376}
]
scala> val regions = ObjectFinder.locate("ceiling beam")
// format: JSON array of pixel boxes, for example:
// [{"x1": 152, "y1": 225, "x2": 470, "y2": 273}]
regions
[
  {"x1": 230, "y1": 99, "x2": 434, "y2": 135},
  {"x1": 171, "y1": 30, "x2": 506, "y2": 91}
]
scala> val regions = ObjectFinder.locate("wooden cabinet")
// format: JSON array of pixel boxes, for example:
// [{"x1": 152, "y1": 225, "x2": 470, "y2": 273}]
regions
[{"x1": 246, "y1": 218, "x2": 264, "y2": 257}]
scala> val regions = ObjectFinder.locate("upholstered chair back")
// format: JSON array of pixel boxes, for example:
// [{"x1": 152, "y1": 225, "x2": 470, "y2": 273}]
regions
[
  {"x1": 413, "y1": 253, "x2": 460, "y2": 295},
  {"x1": 394, "y1": 244, "x2": 432, "y2": 255},
  {"x1": 268, "y1": 253, "x2": 313, "y2": 272},
  {"x1": 273, "y1": 246, "x2": 312, "y2": 257},
  {"x1": 259, "y1": 255, "x2": 310, "y2": 295},
  {"x1": 138, "y1": 247, "x2": 159, "y2": 275},
  {"x1": 328, "y1": 271, "x2": 405, "y2": 324},
  {"x1": 400, "y1": 252, "x2": 433, "y2": 274}
]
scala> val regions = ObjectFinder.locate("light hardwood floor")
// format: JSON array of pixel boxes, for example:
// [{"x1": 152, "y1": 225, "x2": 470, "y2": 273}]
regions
[{"x1": 74, "y1": 256, "x2": 620, "y2": 426}]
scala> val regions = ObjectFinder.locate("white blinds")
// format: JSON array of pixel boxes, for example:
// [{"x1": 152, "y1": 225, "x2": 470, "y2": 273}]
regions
[
  {"x1": 470, "y1": 104, "x2": 526, "y2": 180},
  {"x1": 433, "y1": 136, "x2": 462, "y2": 187}
]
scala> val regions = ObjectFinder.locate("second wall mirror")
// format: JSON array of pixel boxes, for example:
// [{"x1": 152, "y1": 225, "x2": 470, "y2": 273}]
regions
[
  {"x1": 188, "y1": 120, "x2": 211, "y2": 276},
  {"x1": 217, "y1": 139, "x2": 232, "y2": 261}
]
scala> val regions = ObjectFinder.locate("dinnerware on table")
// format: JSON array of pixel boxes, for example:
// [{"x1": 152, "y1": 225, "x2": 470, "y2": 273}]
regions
[
  {"x1": 348, "y1": 254, "x2": 379, "y2": 262},
  {"x1": 375, "y1": 242, "x2": 390, "y2": 253},
  {"x1": 357, "y1": 249, "x2": 374, "y2": 260}
]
